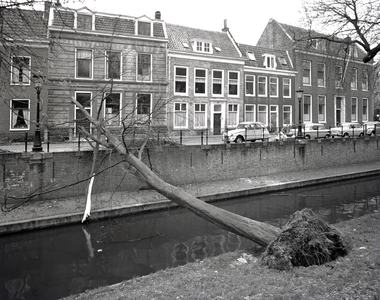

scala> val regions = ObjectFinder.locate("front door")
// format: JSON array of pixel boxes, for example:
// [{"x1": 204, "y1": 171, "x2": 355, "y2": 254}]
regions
[{"x1": 213, "y1": 113, "x2": 221, "y2": 135}]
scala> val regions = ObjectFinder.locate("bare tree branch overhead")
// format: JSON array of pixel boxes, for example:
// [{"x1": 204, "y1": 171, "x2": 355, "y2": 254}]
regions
[{"x1": 302, "y1": 0, "x2": 380, "y2": 62}]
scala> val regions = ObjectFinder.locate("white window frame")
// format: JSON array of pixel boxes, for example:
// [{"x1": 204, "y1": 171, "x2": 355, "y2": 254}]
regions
[
  {"x1": 317, "y1": 62, "x2": 326, "y2": 87},
  {"x1": 283, "y1": 78, "x2": 291, "y2": 98},
  {"x1": 194, "y1": 68, "x2": 207, "y2": 96},
  {"x1": 245, "y1": 75, "x2": 255, "y2": 96},
  {"x1": 10, "y1": 99, "x2": 30, "y2": 130},
  {"x1": 104, "y1": 92, "x2": 122, "y2": 126},
  {"x1": 174, "y1": 66, "x2": 188, "y2": 96},
  {"x1": 269, "y1": 77, "x2": 278, "y2": 97},
  {"x1": 351, "y1": 97, "x2": 358, "y2": 122},
  {"x1": 245, "y1": 104, "x2": 255, "y2": 122},
  {"x1": 136, "y1": 93, "x2": 152, "y2": 124},
  {"x1": 75, "y1": 12, "x2": 94, "y2": 30},
  {"x1": 227, "y1": 103, "x2": 239, "y2": 127},
  {"x1": 228, "y1": 71, "x2": 239, "y2": 97},
  {"x1": 334, "y1": 96, "x2": 346, "y2": 125},
  {"x1": 335, "y1": 65, "x2": 343, "y2": 89},
  {"x1": 137, "y1": 53, "x2": 152, "y2": 82},
  {"x1": 303, "y1": 94, "x2": 312, "y2": 123},
  {"x1": 194, "y1": 103, "x2": 207, "y2": 129},
  {"x1": 257, "y1": 104, "x2": 268, "y2": 125},
  {"x1": 192, "y1": 40, "x2": 213, "y2": 54},
  {"x1": 11, "y1": 56, "x2": 31, "y2": 85},
  {"x1": 318, "y1": 95, "x2": 326, "y2": 123},
  {"x1": 258, "y1": 76, "x2": 267, "y2": 97},
  {"x1": 270, "y1": 105, "x2": 279, "y2": 131},
  {"x1": 303, "y1": 60, "x2": 311, "y2": 86},
  {"x1": 263, "y1": 54, "x2": 277, "y2": 69},
  {"x1": 74, "y1": 91, "x2": 93, "y2": 135},
  {"x1": 362, "y1": 98, "x2": 368, "y2": 122},
  {"x1": 105, "y1": 50, "x2": 122, "y2": 80},
  {"x1": 174, "y1": 102, "x2": 188, "y2": 129},
  {"x1": 283, "y1": 105, "x2": 292, "y2": 125},
  {"x1": 362, "y1": 70, "x2": 369, "y2": 91},
  {"x1": 212, "y1": 69, "x2": 224, "y2": 97},
  {"x1": 75, "y1": 49, "x2": 93, "y2": 79},
  {"x1": 351, "y1": 68, "x2": 358, "y2": 90}
]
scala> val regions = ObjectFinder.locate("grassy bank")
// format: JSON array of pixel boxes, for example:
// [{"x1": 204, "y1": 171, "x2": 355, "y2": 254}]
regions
[{"x1": 62, "y1": 212, "x2": 380, "y2": 300}]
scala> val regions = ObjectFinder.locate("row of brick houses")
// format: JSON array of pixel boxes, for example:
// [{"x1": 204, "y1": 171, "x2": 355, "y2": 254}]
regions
[{"x1": 0, "y1": 2, "x2": 374, "y2": 142}]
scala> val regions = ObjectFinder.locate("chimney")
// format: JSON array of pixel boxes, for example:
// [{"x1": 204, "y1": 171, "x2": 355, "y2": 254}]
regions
[
  {"x1": 44, "y1": 1, "x2": 52, "y2": 21},
  {"x1": 155, "y1": 11, "x2": 161, "y2": 20},
  {"x1": 222, "y1": 19, "x2": 229, "y2": 32}
]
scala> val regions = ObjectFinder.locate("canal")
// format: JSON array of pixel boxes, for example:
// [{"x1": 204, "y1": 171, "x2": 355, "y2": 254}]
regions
[{"x1": 0, "y1": 175, "x2": 379, "y2": 300}]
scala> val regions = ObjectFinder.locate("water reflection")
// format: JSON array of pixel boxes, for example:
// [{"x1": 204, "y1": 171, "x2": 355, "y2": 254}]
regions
[{"x1": 0, "y1": 175, "x2": 379, "y2": 300}]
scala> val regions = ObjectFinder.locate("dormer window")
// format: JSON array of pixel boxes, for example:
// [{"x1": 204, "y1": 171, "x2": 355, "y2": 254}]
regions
[
  {"x1": 77, "y1": 13, "x2": 92, "y2": 30},
  {"x1": 138, "y1": 21, "x2": 151, "y2": 36},
  {"x1": 263, "y1": 54, "x2": 277, "y2": 69},
  {"x1": 192, "y1": 40, "x2": 213, "y2": 54}
]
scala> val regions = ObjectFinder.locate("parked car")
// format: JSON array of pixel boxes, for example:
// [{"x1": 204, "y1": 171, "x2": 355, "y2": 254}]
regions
[
  {"x1": 363, "y1": 121, "x2": 380, "y2": 136},
  {"x1": 330, "y1": 122, "x2": 365, "y2": 137},
  {"x1": 277, "y1": 123, "x2": 331, "y2": 140},
  {"x1": 224, "y1": 122, "x2": 271, "y2": 143}
]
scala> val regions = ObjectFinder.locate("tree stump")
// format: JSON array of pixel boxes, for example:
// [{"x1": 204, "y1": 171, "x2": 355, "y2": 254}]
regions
[{"x1": 261, "y1": 208, "x2": 352, "y2": 270}]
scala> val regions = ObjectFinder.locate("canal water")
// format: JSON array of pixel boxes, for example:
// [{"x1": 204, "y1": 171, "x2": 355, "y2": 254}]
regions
[{"x1": 0, "y1": 175, "x2": 379, "y2": 300}]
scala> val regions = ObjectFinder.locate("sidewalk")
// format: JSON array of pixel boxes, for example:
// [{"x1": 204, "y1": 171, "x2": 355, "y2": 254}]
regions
[{"x1": 1, "y1": 158, "x2": 380, "y2": 235}]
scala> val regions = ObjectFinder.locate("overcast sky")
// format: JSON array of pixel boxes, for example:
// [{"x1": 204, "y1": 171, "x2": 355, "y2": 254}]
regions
[{"x1": 66, "y1": 0, "x2": 305, "y2": 45}]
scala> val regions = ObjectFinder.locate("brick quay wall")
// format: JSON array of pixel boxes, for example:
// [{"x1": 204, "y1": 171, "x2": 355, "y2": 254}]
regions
[{"x1": 1, "y1": 137, "x2": 379, "y2": 203}]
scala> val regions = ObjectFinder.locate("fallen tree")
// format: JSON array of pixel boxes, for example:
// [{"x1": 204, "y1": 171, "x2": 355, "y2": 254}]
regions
[{"x1": 72, "y1": 98, "x2": 351, "y2": 267}]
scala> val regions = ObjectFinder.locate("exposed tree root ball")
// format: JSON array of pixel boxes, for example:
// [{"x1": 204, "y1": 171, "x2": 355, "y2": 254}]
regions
[{"x1": 261, "y1": 208, "x2": 352, "y2": 270}]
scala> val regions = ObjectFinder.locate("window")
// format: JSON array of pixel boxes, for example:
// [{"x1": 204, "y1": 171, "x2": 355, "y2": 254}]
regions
[
  {"x1": 138, "y1": 21, "x2": 151, "y2": 36},
  {"x1": 263, "y1": 54, "x2": 276, "y2": 69},
  {"x1": 246, "y1": 52, "x2": 256, "y2": 60},
  {"x1": 362, "y1": 98, "x2": 368, "y2": 122},
  {"x1": 283, "y1": 78, "x2": 291, "y2": 98},
  {"x1": 228, "y1": 71, "x2": 239, "y2": 96},
  {"x1": 245, "y1": 75, "x2": 255, "y2": 96},
  {"x1": 318, "y1": 95, "x2": 326, "y2": 122},
  {"x1": 104, "y1": 93, "x2": 121, "y2": 126},
  {"x1": 335, "y1": 96, "x2": 345, "y2": 125},
  {"x1": 11, "y1": 56, "x2": 30, "y2": 84},
  {"x1": 137, "y1": 54, "x2": 151, "y2": 81},
  {"x1": 192, "y1": 40, "x2": 212, "y2": 53},
  {"x1": 212, "y1": 70, "x2": 223, "y2": 96},
  {"x1": 10, "y1": 99, "x2": 29, "y2": 130},
  {"x1": 349, "y1": 46, "x2": 358, "y2": 58},
  {"x1": 136, "y1": 94, "x2": 151, "y2": 123},
  {"x1": 258, "y1": 76, "x2": 267, "y2": 96},
  {"x1": 351, "y1": 97, "x2": 357, "y2": 121},
  {"x1": 76, "y1": 49, "x2": 92, "y2": 79},
  {"x1": 175, "y1": 67, "x2": 188, "y2": 95},
  {"x1": 258, "y1": 105, "x2": 268, "y2": 125},
  {"x1": 303, "y1": 60, "x2": 311, "y2": 85},
  {"x1": 106, "y1": 51, "x2": 121, "y2": 80},
  {"x1": 303, "y1": 95, "x2": 312, "y2": 122},
  {"x1": 283, "y1": 105, "x2": 292, "y2": 125},
  {"x1": 245, "y1": 105, "x2": 255, "y2": 122},
  {"x1": 75, "y1": 92, "x2": 92, "y2": 134},
  {"x1": 317, "y1": 63, "x2": 325, "y2": 87},
  {"x1": 194, "y1": 103, "x2": 206, "y2": 128},
  {"x1": 77, "y1": 14, "x2": 92, "y2": 30},
  {"x1": 227, "y1": 104, "x2": 238, "y2": 126},
  {"x1": 174, "y1": 102, "x2": 187, "y2": 128},
  {"x1": 194, "y1": 68, "x2": 207, "y2": 95},
  {"x1": 335, "y1": 65, "x2": 343, "y2": 88},
  {"x1": 362, "y1": 70, "x2": 369, "y2": 91},
  {"x1": 269, "y1": 77, "x2": 278, "y2": 97},
  {"x1": 351, "y1": 68, "x2": 358, "y2": 90},
  {"x1": 278, "y1": 57, "x2": 287, "y2": 65},
  {"x1": 270, "y1": 105, "x2": 278, "y2": 131}
]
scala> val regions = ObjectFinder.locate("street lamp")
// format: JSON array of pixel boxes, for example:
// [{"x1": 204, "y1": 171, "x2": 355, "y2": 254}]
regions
[
  {"x1": 296, "y1": 89, "x2": 304, "y2": 139},
  {"x1": 32, "y1": 75, "x2": 43, "y2": 152}
]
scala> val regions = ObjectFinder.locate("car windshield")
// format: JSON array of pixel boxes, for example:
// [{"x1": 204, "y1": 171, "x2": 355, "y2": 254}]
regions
[{"x1": 236, "y1": 123, "x2": 248, "y2": 129}]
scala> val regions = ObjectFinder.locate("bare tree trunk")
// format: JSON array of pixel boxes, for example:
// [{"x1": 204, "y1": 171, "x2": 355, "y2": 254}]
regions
[{"x1": 72, "y1": 98, "x2": 281, "y2": 247}]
